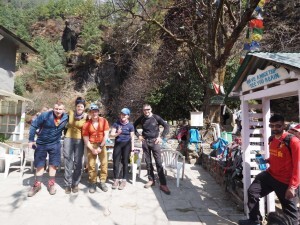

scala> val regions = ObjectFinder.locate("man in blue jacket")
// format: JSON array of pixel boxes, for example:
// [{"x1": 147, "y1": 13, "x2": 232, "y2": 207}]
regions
[{"x1": 28, "y1": 102, "x2": 68, "y2": 197}]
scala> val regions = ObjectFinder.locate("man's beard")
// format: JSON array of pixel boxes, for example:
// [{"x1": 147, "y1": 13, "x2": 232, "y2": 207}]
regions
[{"x1": 271, "y1": 130, "x2": 283, "y2": 135}]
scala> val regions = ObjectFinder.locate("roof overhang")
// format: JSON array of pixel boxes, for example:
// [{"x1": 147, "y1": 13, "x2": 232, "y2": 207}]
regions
[
  {"x1": 0, "y1": 25, "x2": 38, "y2": 54},
  {"x1": 0, "y1": 89, "x2": 32, "y2": 102}
]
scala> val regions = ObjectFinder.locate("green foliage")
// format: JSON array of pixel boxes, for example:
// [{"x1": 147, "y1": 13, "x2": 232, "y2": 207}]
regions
[
  {"x1": 14, "y1": 76, "x2": 26, "y2": 96},
  {"x1": 0, "y1": 3, "x2": 31, "y2": 41},
  {"x1": 224, "y1": 57, "x2": 241, "y2": 110},
  {"x1": 85, "y1": 87, "x2": 101, "y2": 103},
  {"x1": 0, "y1": 133, "x2": 8, "y2": 143},
  {"x1": 27, "y1": 37, "x2": 67, "y2": 90},
  {"x1": 33, "y1": 0, "x2": 86, "y2": 20},
  {"x1": 146, "y1": 71, "x2": 204, "y2": 120},
  {"x1": 80, "y1": 18, "x2": 103, "y2": 55}
]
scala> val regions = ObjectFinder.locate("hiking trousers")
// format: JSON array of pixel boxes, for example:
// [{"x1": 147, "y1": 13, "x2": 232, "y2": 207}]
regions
[
  {"x1": 247, "y1": 171, "x2": 298, "y2": 224},
  {"x1": 142, "y1": 139, "x2": 167, "y2": 185},
  {"x1": 87, "y1": 144, "x2": 108, "y2": 184},
  {"x1": 63, "y1": 137, "x2": 84, "y2": 187},
  {"x1": 113, "y1": 140, "x2": 131, "y2": 180}
]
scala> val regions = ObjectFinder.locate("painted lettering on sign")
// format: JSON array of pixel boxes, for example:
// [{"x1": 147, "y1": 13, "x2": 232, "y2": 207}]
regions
[{"x1": 242, "y1": 66, "x2": 290, "y2": 92}]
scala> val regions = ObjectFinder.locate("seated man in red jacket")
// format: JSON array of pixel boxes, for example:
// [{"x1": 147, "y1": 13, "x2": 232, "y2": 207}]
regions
[{"x1": 239, "y1": 114, "x2": 300, "y2": 225}]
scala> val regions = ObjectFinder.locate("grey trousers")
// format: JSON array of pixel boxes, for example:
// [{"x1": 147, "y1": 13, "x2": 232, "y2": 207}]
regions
[{"x1": 63, "y1": 137, "x2": 84, "y2": 187}]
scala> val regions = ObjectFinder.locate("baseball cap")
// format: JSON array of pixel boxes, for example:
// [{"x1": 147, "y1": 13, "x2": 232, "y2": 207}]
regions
[
  {"x1": 121, "y1": 108, "x2": 130, "y2": 115},
  {"x1": 291, "y1": 124, "x2": 300, "y2": 132},
  {"x1": 90, "y1": 104, "x2": 99, "y2": 111}
]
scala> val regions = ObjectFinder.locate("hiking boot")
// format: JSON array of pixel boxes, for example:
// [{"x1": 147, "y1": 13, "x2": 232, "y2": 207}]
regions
[
  {"x1": 238, "y1": 219, "x2": 260, "y2": 225},
  {"x1": 112, "y1": 179, "x2": 119, "y2": 190},
  {"x1": 99, "y1": 182, "x2": 108, "y2": 192},
  {"x1": 118, "y1": 180, "x2": 126, "y2": 190},
  {"x1": 65, "y1": 186, "x2": 71, "y2": 194},
  {"x1": 72, "y1": 185, "x2": 79, "y2": 193},
  {"x1": 160, "y1": 185, "x2": 171, "y2": 195},
  {"x1": 28, "y1": 181, "x2": 41, "y2": 197},
  {"x1": 144, "y1": 180, "x2": 155, "y2": 188},
  {"x1": 89, "y1": 183, "x2": 96, "y2": 193},
  {"x1": 47, "y1": 181, "x2": 56, "y2": 195}
]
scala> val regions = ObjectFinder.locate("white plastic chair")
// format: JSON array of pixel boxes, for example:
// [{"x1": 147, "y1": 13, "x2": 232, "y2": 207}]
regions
[
  {"x1": 161, "y1": 149, "x2": 185, "y2": 187},
  {"x1": 0, "y1": 142, "x2": 23, "y2": 178},
  {"x1": 20, "y1": 143, "x2": 35, "y2": 174},
  {"x1": 129, "y1": 148, "x2": 143, "y2": 185}
]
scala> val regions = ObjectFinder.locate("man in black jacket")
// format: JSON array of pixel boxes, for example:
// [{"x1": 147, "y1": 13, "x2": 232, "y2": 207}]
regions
[{"x1": 134, "y1": 104, "x2": 170, "y2": 195}]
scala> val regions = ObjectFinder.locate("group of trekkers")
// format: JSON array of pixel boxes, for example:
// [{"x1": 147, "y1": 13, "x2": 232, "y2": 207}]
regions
[
  {"x1": 27, "y1": 98, "x2": 171, "y2": 198},
  {"x1": 26, "y1": 97, "x2": 300, "y2": 224}
]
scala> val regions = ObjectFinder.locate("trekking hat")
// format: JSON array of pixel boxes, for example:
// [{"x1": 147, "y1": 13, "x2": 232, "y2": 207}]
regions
[
  {"x1": 90, "y1": 104, "x2": 99, "y2": 111},
  {"x1": 291, "y1": 124, "x2": 300, "y2": 133},
  {"x1": 121, "y1": 108, "x2": 130, "y2": 115}
]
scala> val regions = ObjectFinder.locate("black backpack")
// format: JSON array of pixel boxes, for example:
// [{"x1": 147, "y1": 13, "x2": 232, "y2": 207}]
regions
[
  {"x1": 266, "y1": 212, "x2": 293, "y2": 225},
  {"x1": 268, "y1": 133, "x2": 294, "y2": 154}
]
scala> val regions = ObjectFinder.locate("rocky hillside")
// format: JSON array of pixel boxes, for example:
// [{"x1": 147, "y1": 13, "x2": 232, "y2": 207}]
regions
[{"x1": 14, "y1": 0, "x2": 300, "y2": 123}]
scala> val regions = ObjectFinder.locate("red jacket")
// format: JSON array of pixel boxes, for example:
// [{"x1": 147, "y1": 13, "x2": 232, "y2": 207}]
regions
[{"x1": 268, "y1": 132, "x2": 300, "y2": 189}]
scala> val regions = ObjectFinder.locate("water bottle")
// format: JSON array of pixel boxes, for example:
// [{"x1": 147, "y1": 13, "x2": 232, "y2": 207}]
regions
[
  {"x1": 255, "y1": 152, "x2": 267, "y2": 171},
  {"x1": 9, "y1": 148, "x2": 14, "y2": 155}
]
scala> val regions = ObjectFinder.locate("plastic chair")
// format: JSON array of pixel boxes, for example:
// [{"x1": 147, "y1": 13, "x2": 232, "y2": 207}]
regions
[
  {"x1": 161, "y1": 149, "x2": 185, "y2": 187},
  {"x1": 0, "y1": 142, "x2": 23, "y2": 178},
  {"x1": 129, "y1": 148, "x2": 143, "y2": 185},
  {"x1": 21, "y1": 143, "x2": 35, "y2": 174}
]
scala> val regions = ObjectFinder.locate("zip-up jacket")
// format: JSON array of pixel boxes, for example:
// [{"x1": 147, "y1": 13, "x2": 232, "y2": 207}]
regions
[{"x1": 29, "y1": 110, "x2": 68, "y2": 145}]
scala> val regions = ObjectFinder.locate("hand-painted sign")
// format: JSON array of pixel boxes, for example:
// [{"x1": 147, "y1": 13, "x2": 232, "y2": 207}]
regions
[
  {"x1": 242, "y1": 66, "x2": 289, "y2": 92},
  {"x1": 210, "y1": 95, "x2": 225, "y2": 105}
]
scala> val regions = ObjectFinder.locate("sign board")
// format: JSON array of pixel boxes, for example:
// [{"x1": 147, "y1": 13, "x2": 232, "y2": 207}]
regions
[
  {"x1": 242, "y1": 66, "x2": 290, "y2": 92},
  {"x1": 190, "y1": 112, "x2": 203, "y2": 127},
  {"x1": 210, "y1": 95, "x2": 225, "y2": 105}
]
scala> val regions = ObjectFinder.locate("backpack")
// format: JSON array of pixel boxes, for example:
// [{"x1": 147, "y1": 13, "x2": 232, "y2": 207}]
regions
[
  {"x1": 189, "y1": 129, "x2": 201, "y2": 143},
  {"x1": 268, "y1": 133, "x2": 294, "y2": 154},
  {"x1": 188, "y1": 129, "x2": 202, "y2": 152},
  {"x1": 269, "y1": 133, "x2": 300, "y2": 197},
  {"x1": 266, "y1": 212, "x2": 293, "y2": 225}
]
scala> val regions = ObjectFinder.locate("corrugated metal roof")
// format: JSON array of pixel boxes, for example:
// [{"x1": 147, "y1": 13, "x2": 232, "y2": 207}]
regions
[
  {"x1": 0, "y1": 89, "x2": 32, "y2": 102},
  {"x1": 248, "y1": 52, "x2": 300, "y2": 69},
  {"x1": 226, "y1": 52, "x2": 300, "y2": 98},
  {"x1": 0, "y1": 25, "x2": 38, "y2": 54}
]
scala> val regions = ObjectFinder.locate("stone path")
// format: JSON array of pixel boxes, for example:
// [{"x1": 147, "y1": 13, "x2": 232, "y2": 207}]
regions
[{"x1": 0, "y1": 163, "x2": 246, "y2": 225}]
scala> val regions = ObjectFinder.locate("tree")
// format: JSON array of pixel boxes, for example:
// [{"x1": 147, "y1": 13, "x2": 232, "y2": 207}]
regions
[{"x1": 109, "y1": 0, "x2": 261, "y2": 122}]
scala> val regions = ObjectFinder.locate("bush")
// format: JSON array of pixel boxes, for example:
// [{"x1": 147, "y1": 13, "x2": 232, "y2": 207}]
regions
[{"x1": 27, "y1": 37, "x2": 67, "y2": 91}]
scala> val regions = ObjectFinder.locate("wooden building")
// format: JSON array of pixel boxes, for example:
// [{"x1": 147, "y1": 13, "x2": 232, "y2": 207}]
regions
[{"x1": 0, "y1": 25, "x2": 37, "y2": 141}]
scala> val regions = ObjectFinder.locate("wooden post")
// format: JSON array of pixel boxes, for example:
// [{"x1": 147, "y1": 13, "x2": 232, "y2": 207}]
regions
[{"x1": 241, "y1": 98, "x2": 251, "y2": 215}]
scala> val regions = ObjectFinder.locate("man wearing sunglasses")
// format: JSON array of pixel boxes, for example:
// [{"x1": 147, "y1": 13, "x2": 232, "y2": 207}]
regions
[
  {"x1": 239, "y1": 114, "x2": 300, "y2": 225},
  {"x1": 134, "y1": 104, "x2": 171, "y2": 195}
]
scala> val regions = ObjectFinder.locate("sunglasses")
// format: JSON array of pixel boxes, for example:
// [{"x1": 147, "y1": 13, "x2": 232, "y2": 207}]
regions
[
  {"x1": 143, "y1": 108, "x2": 151, "y2": 111},
  {"x1": 269, "y1": 124, "x2": 283, "y2": 128}
]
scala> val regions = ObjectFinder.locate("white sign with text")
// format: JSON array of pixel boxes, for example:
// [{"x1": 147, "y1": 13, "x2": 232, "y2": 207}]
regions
[{"x1": 242, "y1": 66, "x2": 290, "y2": 92}]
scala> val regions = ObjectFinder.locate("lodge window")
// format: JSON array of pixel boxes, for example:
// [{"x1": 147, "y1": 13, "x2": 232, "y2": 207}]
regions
[{"x1": 0, "y1": 101, "x2": 22, "y2": 134}]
